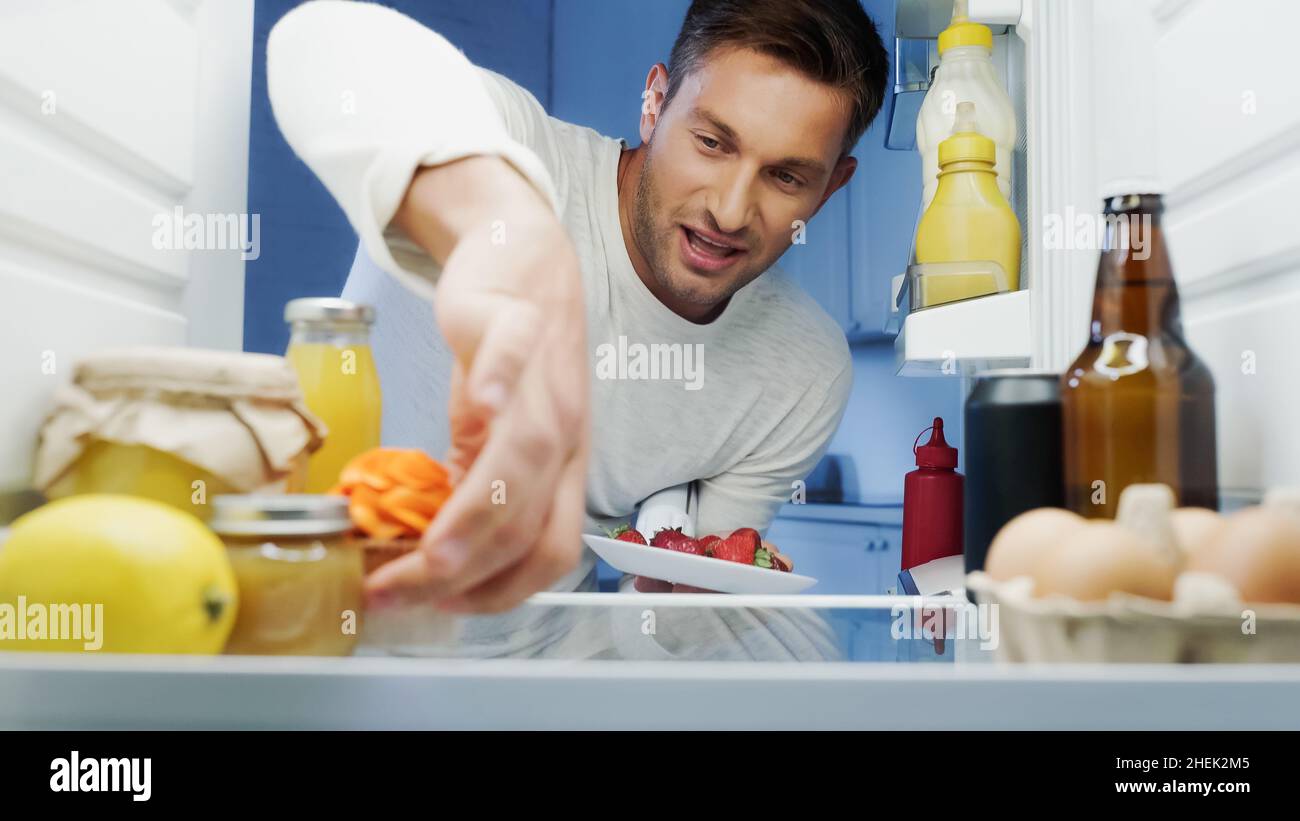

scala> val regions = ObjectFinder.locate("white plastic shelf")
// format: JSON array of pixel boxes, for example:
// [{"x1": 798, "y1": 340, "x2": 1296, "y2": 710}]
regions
[{"x1": 894, "y1": 289, "x2": 1031, "y2": 376}]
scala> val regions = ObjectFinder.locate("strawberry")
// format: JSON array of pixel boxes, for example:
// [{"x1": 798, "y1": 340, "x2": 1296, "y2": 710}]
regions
[
  {"x1": 697, "y1": 534, "x2": 722, "y2": 556},
  {"x1": 712, "y1": 527, "x2": 761, "y2": 564},
  {"x1": 650, "y1": 526, "x2": 683, "y2": 548},
  {"x1": 608, "y1": 524, "x2": 647, "y2": 545},
  {"x1": 651, "y1": 527, "x2": 702, "y2": 555},
  {"x1": 671, "y1": 539, "x2": 705, "y2": 556}
]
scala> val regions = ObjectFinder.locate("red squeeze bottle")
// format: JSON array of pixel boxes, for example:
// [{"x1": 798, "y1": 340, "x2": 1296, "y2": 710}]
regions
[{"x1": 902, "y1": 417, "x2": 964, "y2": 571}]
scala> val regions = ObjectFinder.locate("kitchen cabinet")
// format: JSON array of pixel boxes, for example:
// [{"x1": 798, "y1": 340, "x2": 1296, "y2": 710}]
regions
[
  {"x1": 765, "y1": 503, "x2": 902, "y2": 595},
  {"x1": 776, "y1": 190, "x2": 854, "y2": 334}
]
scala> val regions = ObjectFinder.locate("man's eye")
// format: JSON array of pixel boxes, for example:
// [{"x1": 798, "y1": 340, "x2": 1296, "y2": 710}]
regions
[
  {"x1": 774, "y1": 170, "x2": 801, "y2": 187},
  {"x1": 697, "y1": 135, "x2": 720, "y2": 151}
]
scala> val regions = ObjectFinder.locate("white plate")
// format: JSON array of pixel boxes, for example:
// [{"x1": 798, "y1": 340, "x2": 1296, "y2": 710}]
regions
[{"x1": 583, "y1": 534, "x2": 817, "y2": 595}]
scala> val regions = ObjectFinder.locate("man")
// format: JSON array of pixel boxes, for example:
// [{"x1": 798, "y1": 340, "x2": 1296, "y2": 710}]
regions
[{"x1": 268, "y1": 0, "x2": 888, "y2": 657}]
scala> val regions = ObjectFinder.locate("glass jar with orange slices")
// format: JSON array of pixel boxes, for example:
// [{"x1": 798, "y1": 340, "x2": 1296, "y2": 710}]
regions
[
  {"x1": 330, "y1": 448, "x2": 463, "y2": 651},
  {"x1": 328, "y1": 447, "x2": 453, "y2": 572}
]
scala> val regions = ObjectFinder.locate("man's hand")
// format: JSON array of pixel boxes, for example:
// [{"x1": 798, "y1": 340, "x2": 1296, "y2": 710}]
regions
[{"x1": 364, "y1": 156, "x2": 589, "y2": 614}]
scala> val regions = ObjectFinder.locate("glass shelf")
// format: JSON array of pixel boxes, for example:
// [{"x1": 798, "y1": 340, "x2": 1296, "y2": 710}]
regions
[{"x1": 356, "y1": 592, "x2": 992, "y2": 664}]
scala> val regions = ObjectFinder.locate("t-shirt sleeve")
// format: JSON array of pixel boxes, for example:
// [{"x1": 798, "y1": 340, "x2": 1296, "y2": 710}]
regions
[
  {"x1": 474, "y1": 68, "x2": 577, "y2": 217},
  {"x1": 266, "y1": 0, "x2": 561, "y2": 302},
  {"x1": 694, "y1": 358, "x2": 854, "y2": 537}
]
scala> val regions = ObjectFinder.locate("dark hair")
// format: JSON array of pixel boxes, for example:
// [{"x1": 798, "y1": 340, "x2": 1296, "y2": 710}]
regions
[{"x1": 665, "y1": 0, "x2": 890, "y2": 156}]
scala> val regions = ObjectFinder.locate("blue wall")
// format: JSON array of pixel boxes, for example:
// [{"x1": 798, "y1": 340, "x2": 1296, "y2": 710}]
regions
[
  {"x1": 244, "y1": 0, "x2": 554, "y2": 355},
  {"x1": 551, "y1": 0, "x2": 690, "y2": 143}
]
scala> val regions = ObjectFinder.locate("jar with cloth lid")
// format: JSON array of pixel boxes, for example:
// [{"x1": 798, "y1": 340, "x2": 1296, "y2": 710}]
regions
[{"x1": 34, "y1": 347, "x2": 326, "y2": 519}]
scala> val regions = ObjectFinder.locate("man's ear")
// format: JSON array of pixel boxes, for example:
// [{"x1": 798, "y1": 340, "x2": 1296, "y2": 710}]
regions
[
  {"x1": 639, "y1": 63, "x2": 669, "y2": 144},
  {"x1": 813, "y1": 155, "x2": 857, "y2": 213}
]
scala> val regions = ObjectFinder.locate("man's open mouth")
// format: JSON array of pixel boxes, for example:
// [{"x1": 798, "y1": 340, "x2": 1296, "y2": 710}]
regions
[{"x1": 679, "y1": 225, "x2": 745, "y2": 272}]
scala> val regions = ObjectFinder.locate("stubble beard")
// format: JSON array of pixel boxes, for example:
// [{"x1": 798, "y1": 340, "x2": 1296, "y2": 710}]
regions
[{"x1": 630, "y1": 148, "x2": 763, "y2": 310}]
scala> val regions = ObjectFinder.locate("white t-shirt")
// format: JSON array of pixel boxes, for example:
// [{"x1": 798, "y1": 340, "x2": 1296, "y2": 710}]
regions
[{"x1": 268, "y1": 1, "x2": 851, "y2": 660}]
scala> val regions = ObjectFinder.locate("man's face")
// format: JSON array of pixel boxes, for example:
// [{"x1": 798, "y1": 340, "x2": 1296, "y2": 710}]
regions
[{"x1": 630, "y1": 47, "x2": 856, "y2": 315}]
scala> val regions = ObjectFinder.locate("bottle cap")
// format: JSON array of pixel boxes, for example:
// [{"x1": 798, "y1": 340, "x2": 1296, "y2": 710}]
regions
[
  {"x1": 939, "y1": 1, "x2": 993, "y2": 54},
  {"x1": 938, "y1": 101, "x2": 996, "y2": 166},
  {"x1": 209, "y1": 494, "x2": 352, "y2": 537},
  {"x1": 285, "y1": 297, "x2": 376, "y2": 325},
  {"x1": 914, "y1": 417, "x2": 959, "y2": 469},
  {"x1": 1098, "y1": 176, "x2": 1165, "y2": 201}
]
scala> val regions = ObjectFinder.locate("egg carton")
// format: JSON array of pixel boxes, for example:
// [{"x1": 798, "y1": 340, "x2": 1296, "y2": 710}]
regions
[{"x1": 966, "y1": 571, "x2": 1300, "y2": 663}]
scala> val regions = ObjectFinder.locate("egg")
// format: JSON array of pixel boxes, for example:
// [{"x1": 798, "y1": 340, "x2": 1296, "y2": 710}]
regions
[
  {"x1": 985, "y1": 508, "x2": 1085, "y2": 581},
  {"x1": 1186, "y1": 507, "x2": 1300, "y2": 604},
  {"x1": 1115, "y1": 483, "x2": 1179, "y2": 563},
  {"x1": 1169, "y1": 507, "x2": 1225, "y2": 560},
  {"x1": 1033, "y1": 521, "x2": 1178, "y2": 601}
]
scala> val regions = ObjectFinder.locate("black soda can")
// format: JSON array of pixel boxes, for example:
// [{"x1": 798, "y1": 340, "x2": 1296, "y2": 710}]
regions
[{"x1": 963, "y1": 370, "x2": 1065, "y2": 577}]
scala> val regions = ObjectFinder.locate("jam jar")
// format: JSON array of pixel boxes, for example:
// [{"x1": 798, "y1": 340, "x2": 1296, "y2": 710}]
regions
[{"x1": 209, "y1": 494, "x2": 362, "y2": 656}]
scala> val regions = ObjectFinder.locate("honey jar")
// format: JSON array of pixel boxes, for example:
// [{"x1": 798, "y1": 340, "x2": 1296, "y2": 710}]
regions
[{"x1": 209, "y1": 494, "x2": 362, "y2": 656}]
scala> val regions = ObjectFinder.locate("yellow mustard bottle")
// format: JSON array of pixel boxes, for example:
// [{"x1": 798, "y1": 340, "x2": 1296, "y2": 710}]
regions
[
  {"x1": 914, "y1": 101, "x2": 1020, "y2": 308},
  {"x1": 285, "y1": 298, "x2": 383, "y2": 493}
]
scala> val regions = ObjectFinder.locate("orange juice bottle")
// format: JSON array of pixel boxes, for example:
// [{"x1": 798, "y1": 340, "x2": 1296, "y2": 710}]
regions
[{"x1": 285, "y1": 298, "x2": 382, "y2": 492}]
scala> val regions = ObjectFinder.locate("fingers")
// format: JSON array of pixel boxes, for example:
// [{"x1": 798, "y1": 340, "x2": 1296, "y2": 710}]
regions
[
  {"x1": 362, "y1": 475, "x2": 548, "y2": 610},
  {"x1": 427, "y1": 308, "x2": 588, "y2": 593},
  {"x1": 634, "y1": 579, "x2": 719, "y2": 594},
  {"x1": 444, "y1": 365, "x2": 482, "y2": 484},
  {"x1": 363, "y1": 541, "x2": 443, "y2": 609},
  {"x1": 672, "y1": 584, "x2": 718, "y2": 594},
  {"x1": 438, "y1": 448, "x2": 586, "y2": 613},
  {"x1": 463, "y1": 300, "x2": 541, "y2": 413},
  {"x1": 375, "y1": 218, "x2": 589, "y2": 614},
  {"x1": 363, "y1": 449, "x2": 553, "y2": 609},
  {"x1": 367, "y1": 360, "x2": 575, "y2": 603},
  {"x1": 762, "y1": 539, "x2": 793, "y2": 572},
  {"x1": 436, "y1": 287, "x2": 539, "y2": 404}
]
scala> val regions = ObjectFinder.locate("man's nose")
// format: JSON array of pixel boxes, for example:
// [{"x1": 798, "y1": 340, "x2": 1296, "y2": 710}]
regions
[{"x1": 708, "y1": 164, "x2": 758, "y2": 235}]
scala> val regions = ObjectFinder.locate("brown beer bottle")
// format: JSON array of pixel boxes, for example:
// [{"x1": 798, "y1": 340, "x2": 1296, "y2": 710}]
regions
[{"x1": 1061, "y1": 191, "x2": 1218, "y2": 518}]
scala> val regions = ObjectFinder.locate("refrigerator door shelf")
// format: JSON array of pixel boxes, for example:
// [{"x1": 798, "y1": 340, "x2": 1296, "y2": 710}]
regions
[
  {"x1": 894, "y1": 288, "x2": 1030, "y2": 376},
  {"x1": 896, "y1": 0, "x2": 1010, "y2": 39}
]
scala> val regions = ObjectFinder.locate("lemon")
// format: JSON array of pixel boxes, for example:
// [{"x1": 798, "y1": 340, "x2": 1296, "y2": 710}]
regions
[{"x1": 0, "y1": 495, "x2": 238, "y2": 654}]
